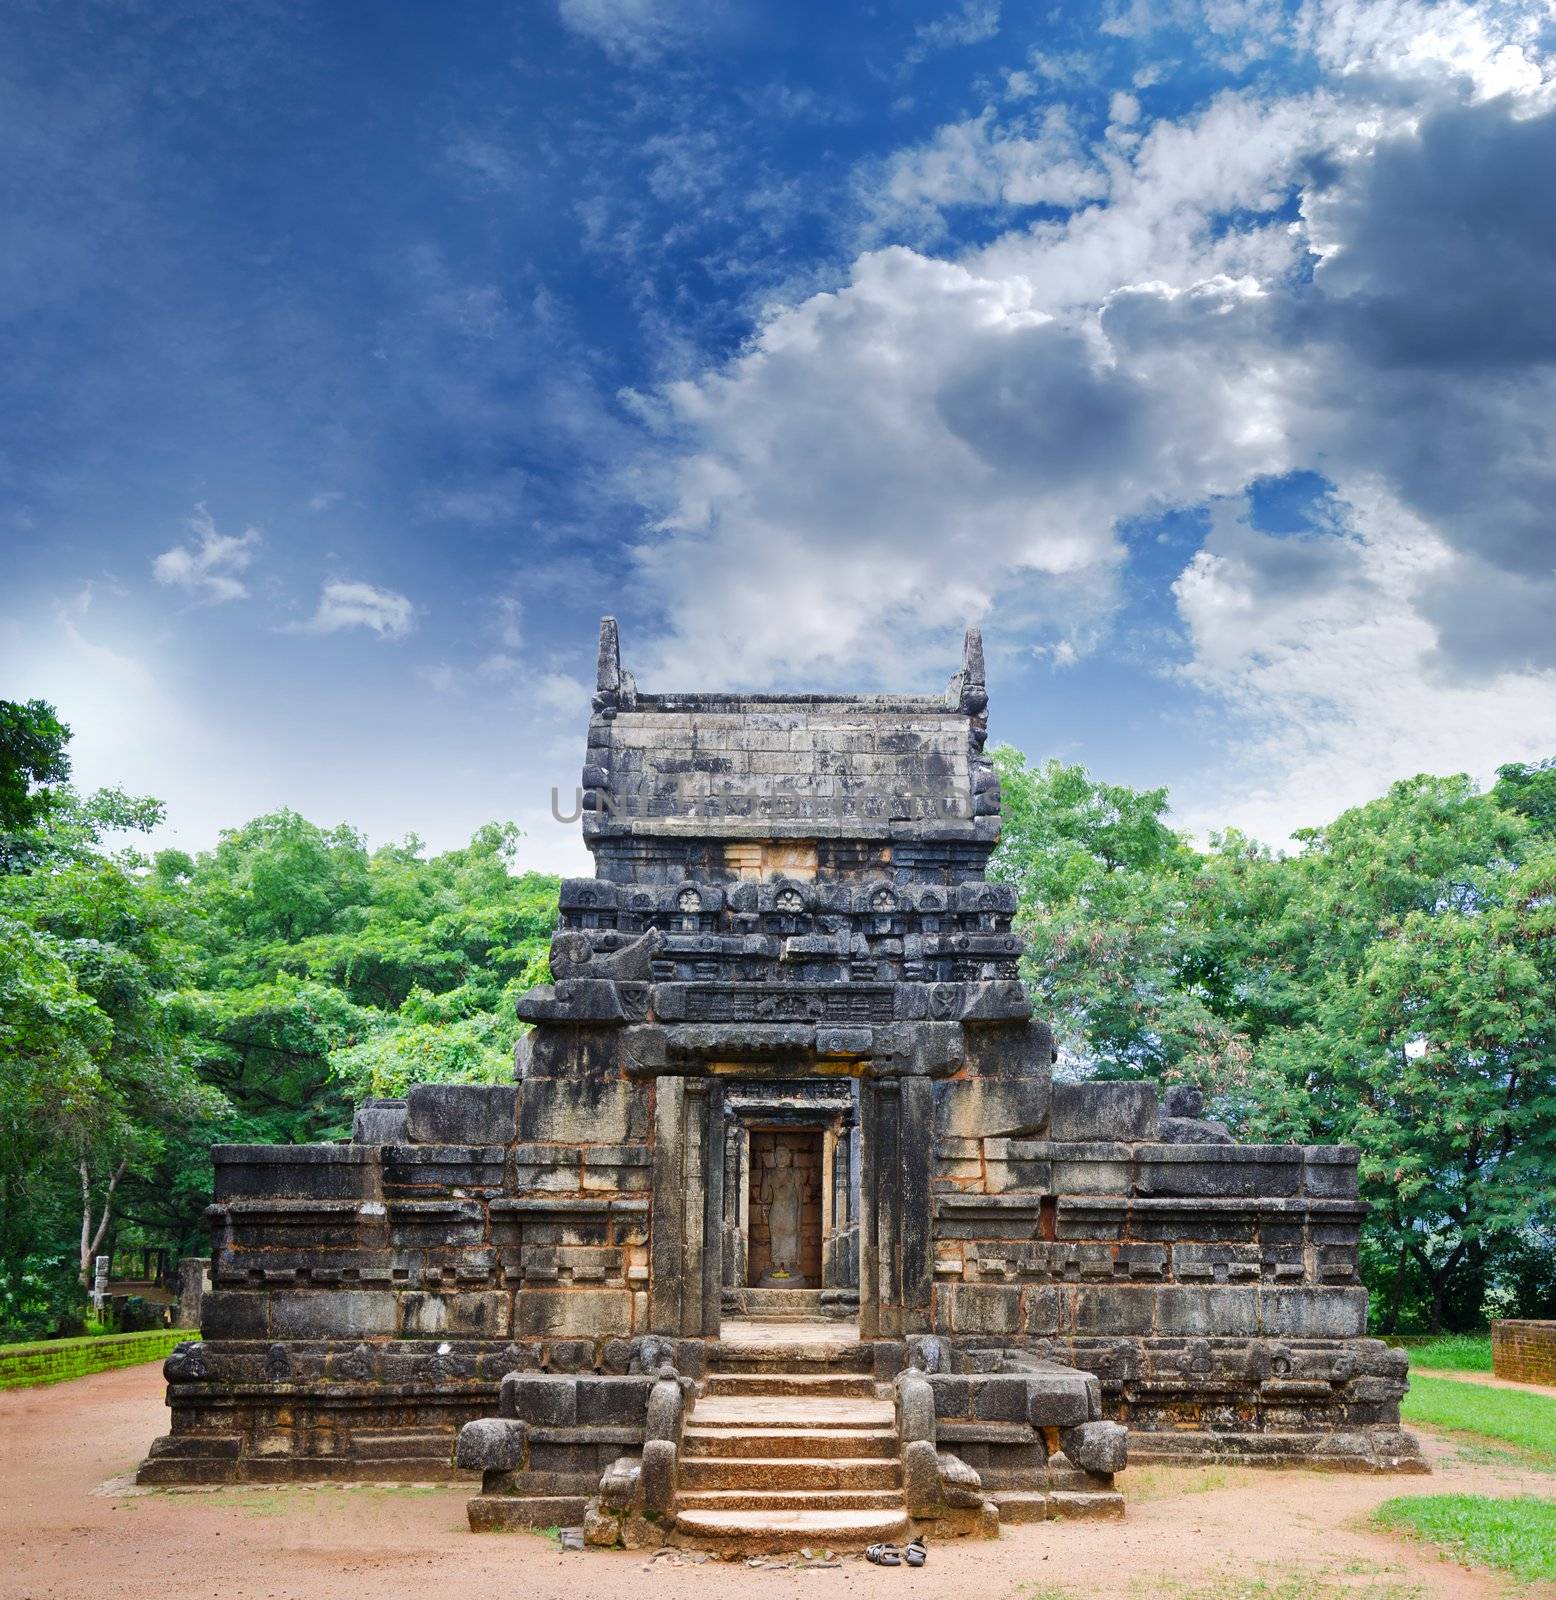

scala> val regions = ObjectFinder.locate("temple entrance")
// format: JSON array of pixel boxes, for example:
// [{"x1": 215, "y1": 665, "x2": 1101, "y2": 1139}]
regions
[{"x1": 746, "y1": 1128, "x2": 824, "y2": 1288}]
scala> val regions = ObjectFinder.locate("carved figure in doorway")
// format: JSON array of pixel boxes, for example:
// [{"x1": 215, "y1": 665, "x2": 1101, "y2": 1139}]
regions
[{"x1": 768, "y1": 1164, "x2": 804, "y2": 1279}]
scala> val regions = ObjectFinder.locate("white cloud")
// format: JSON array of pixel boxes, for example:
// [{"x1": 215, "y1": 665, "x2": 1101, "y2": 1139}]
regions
[
  {"x1": 1171, "y1": 483, "x2": 1556, "y2": 840},
  {"x1": 902, "y1": 0, "x2": 1001, "y2": 72},
  {"x1": 286, "y1": 580, "x2": 415, "y2": 640},
  {"x1": 863, "y1": 105, "x2": 1108, "y2": 241},
  {"x1": 555, "y1": 0, "x2": 729, "y2": 61},
  {"x1": 534, "y1": 671, "x2": 593, "y2": 719},
  {"x1": 619, "y1": 0, "x2": 1556, "y2": 837},
  {"x1": 492, "y1": 593, "x2": 524, "y2": 649},
  {"x1": 152, "y1": 506, "x2": 260, "y2": 604}
]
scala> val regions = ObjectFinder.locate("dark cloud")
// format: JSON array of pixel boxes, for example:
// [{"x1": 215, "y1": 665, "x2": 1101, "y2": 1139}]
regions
[
  {"x1": 1297, "y1": 98, "x2": 1556, "y2": 668},
  {"x1": 1311, "y1": 99, "x2": 1556, "y2": 371},
  {"x1": 934, "y1": 323, "x2": 1150, "y2": 488}
]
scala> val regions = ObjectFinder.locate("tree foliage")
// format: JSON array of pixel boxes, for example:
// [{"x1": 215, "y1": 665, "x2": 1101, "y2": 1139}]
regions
[
  {"x1": 993, "y1": 753, "x2": 1556, "y2": 1332},
  {"x1": 0, "y1": 698, "x2": 73, "y2": 872},
  {"x1": 0, "y1": 767, "x2": 556, "y2": 1339}
]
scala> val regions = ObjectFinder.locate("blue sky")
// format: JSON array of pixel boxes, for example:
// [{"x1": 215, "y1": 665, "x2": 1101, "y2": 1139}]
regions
[{"x1": 3, "y1": 0, "x2": 1554, "y2": 875}]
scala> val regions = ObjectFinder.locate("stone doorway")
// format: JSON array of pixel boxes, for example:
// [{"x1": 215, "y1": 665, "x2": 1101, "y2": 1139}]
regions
[{"x1": 746, "y1": 1129, "x2": 824, "y2": 1288}]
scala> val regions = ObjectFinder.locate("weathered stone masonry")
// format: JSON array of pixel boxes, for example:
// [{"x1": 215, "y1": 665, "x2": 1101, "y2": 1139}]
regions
[{"x1": 140, "y1": 621, "x2": 1423, "y2": 1527}]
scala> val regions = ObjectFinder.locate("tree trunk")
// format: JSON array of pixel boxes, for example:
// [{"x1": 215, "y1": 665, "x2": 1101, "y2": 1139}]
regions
[
  {"x1": 1381, "y1": 1235, "x2": 1410, "y2": 1334},
  {"x1": 1428, "y1": 1276, "x2": 1447, "y2": 1335},
  {"x1": 77, "y1": 1160, "x2": 126, "y2": 1287}
]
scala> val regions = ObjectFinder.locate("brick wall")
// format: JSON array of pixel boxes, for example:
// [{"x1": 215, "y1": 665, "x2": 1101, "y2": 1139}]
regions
[
  {"x1": 0, "y1": 1328, "x2": 186, "y2": 1390},
  {"x1": 1491, "y1": 1319, "x2": 1556, "y2": 1385}
]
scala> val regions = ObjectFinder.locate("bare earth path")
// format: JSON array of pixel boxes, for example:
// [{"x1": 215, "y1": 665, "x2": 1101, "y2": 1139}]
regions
[
  {"x1": 3, "y1": 1364, "x2": 1553, "y2": 1600},
  {"x1": 1415, "y1": 1368, "x2": 1556, "y2": 1397}
]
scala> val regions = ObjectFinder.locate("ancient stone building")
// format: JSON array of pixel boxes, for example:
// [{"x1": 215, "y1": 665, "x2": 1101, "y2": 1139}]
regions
[{"x1": 140, "y1": 621, "x2": 1423, "y2": 1549}]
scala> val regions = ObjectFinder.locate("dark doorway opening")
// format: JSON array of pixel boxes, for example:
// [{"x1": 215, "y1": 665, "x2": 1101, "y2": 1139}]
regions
[{"x1": 746, "y1": 1129, "x2": 824, "y2": 1287}]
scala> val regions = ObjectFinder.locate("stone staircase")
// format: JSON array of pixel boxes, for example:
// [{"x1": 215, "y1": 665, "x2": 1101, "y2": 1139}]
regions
[{"x1": 671, "y1": 1332, "x2": 911, "y2": 1553}]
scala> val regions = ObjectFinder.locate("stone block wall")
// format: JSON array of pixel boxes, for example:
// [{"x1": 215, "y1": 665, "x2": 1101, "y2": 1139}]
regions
[
  {"x1": 925, "y1": 1074, "x2": 1418, "y2": 1468},
  {"x1": 139, "y1": 1076, "x2": 692, "y2": 1483},
  {"x1": 1492, "y1": 1319, "x2": 1556, "y2": 1385}
]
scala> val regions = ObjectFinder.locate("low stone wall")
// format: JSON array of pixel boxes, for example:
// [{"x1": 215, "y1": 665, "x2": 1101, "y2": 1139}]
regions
[
  {"x1": 0, "y1": 1328, "x2": 187, "y2": 1390},
  {"x1": 1492, "y1": 1319, "x2": 1556, "y2": 1385}
]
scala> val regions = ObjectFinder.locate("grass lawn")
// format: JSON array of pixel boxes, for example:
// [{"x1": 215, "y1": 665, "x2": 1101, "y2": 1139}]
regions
[
  {"x1": 1402, "y1": 1374, "x2": 1556, "y2": 1468},
  {"x1": 1375, "y1": 1495, "x2": 1556, "y2": 1585},
  {"x1": 1393, "y1": 1334, "x2": 1492, "y2": 1373}
]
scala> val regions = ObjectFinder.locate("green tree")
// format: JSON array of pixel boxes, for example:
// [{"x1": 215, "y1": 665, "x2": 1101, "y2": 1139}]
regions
[
  {"x1": 0, "y1": 786, "x2": 225, "y2": 1325},
  {"x1": 0, "y1": 699, "x2": 72, "y2": 872},
  {"x1": 989, "y1": 748, "x2": 1248, "y2": 1087}
]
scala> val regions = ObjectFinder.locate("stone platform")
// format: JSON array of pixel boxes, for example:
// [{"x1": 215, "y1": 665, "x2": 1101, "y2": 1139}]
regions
[{"x1": 139, "y1": 620, "x2": 1425, "y2": 1544}]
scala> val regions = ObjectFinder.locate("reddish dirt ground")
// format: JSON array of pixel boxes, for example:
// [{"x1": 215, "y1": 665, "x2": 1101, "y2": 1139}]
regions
[{"x1": 3, "y1": 1363, "x2": 1553, "y2": 1600}]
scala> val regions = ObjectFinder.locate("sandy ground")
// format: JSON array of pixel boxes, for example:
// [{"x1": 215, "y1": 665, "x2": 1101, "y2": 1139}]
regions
[{"x1": 3, "y1": 1364, "x2": 1553, "y2": 1600}]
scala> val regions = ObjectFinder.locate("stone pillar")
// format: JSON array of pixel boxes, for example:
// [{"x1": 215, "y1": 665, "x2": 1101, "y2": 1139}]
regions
[
  {"x1": 681, "y1": 1081, "x2": 709, "y2": 1335},
  {"x1": 874, "y1": 1080, "x2": 902, "y2": 1335},
  {"x1": 721, "y1": 1119, "x2": 747, "y2": 1291},
  {"x1": 700, "y1": 1080, "x2": 725, "y2": 1336},
  {"x1": 858, "y1": 1082, "x2": 881, "y2": 1337},
  {"x1": 648, "y1": 1077, "x2": 686, "y2": 1334},
  {"x1": 176, "y1": 1258, "x2": 210, "y2": 1330},
  {"x1": 899, "y1": 1076, "x2": 933, "y2": 1332}
]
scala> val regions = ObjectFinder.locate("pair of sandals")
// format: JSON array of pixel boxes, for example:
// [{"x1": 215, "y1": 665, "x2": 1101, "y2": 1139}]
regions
[{"x1": 866, "y1": 1539, "x2": 926, "y2": 1567}]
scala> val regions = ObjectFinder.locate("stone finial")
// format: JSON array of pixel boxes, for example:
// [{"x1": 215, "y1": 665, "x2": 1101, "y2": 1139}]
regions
[
  {"x1": 948, "y1": 624, "x2": 989, "y2": 719},
  {"x1": 962, "y1": 626, "x2": 985, "y2": 688},
  {"x1": 594, "y1": 616, "x2": 636, "y2": 712},
  {"x1": 597, "y1": 616, "x2": 621, "y2": 696}
]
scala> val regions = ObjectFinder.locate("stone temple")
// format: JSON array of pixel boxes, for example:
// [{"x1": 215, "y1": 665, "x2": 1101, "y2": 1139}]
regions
[{"x1": 140, "y1": 620, "x2": 1424, "y2": 1550}]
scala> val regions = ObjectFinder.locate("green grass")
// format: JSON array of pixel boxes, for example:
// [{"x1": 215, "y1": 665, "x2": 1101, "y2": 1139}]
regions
[
  {"x1": 0, "y1": 1327, "x2": 186, "y2": 1389},
  {"x1": 1402, "y1": 1374, "x2": 1556, "y2": 1467},
  {"x1": 1392, "y1": 1334, "x2": 1492, "y2": 1373},
  {"x1": 1375, "y1": 1494, "x2": 1556, "y2": 1585}
]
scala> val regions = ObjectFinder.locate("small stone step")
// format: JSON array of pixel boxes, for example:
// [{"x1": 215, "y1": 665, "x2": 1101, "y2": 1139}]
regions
[
  {"x1": 678, "y1": 1488, "x2": 904, "y2": 1512},
  {"x1": 672, "y1": 1506, "x2": 912, "y2": 1554},
  {"x1": 692, "y1": 1395, "x2": 895, "y2": 1428},
  {"x1": 704, "y1": 1372, "x2": 879, "y2": 1399},
  {"x1": 680, "y1": 1456, "x2": 902, "y2": 1491},
  {"x1": 711, "y1": 1324, "x2": 873, "y2": 1375},
  {"x1": 988, "y1": 1489, "x2": 1049, "y2": 1523},
  {"x1": 723, "y1": 1288, "x2": 826, "y2": 1319},
  {"x1": 1050, "y1": 1489, "x2": 1125, "y2": 1520},
  {"x1": 684, "y1": 1427, "x2": 897, "y2": 1460},
  {"x1": 469, "y1": 1494, "x2": 590, "y2": 1532}
]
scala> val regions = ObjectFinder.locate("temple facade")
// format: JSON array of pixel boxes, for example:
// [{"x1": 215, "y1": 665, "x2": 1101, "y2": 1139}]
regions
[{"x1": 140, "y1": 621, "x2": 1423, "y2": 1549}]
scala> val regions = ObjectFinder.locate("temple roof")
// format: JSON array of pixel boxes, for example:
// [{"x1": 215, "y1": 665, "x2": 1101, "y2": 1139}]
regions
[{"x1": 580, "y1": 619, "x2": 1000, "y2": 845}]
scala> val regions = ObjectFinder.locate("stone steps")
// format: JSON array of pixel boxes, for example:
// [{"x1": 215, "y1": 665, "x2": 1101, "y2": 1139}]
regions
[
  {"x1": 703, "y1": 1372, "x2": 879, "y2": 1399},
  {"x1": 684, "y1": 1426, "x2": 897, "y2": 1459},
  {"x1": 722, "y1": 1288, "x2": 826, "y2": 1319},
  {"x1": 678, "y1": 1487, "x2": 904, "y2": 1512},
  {"x1": 680, "y1": 1456, "x2": 902, "y2": 1491},
  {"x1": 672, "y1": 1324, "x2": 912, "y2": 1550},
  {"x1": 672, "y1": 1506, "x2": 912, "y2": 1554},
  {"x1": 691, "y1": 1394, "x2": 895, "y2": 1427},
  {"x1": 710, "y1": 1347, "x2": 875, "y2": 1373}
]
